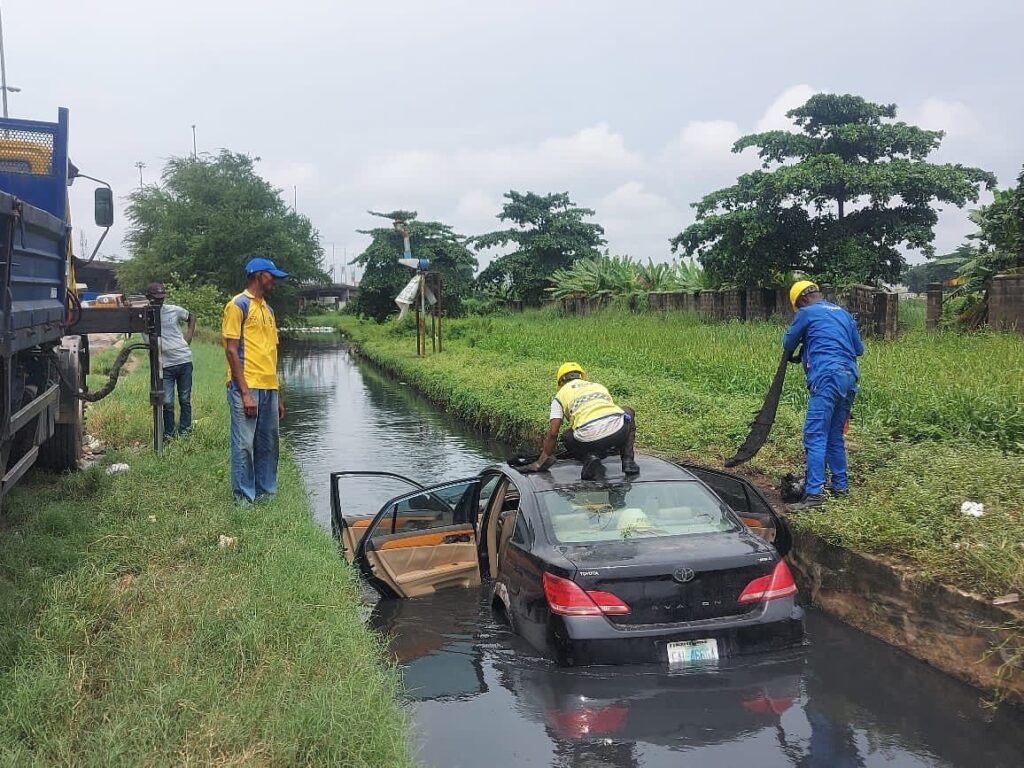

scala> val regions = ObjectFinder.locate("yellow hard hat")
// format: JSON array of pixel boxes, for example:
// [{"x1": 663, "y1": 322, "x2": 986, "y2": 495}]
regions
[
  {"x1": 556, "y1": 362, "x2": 586, "y2": 387},
  {"x1": 789, "y1": 280, "x2": 819, "y2": 310}
]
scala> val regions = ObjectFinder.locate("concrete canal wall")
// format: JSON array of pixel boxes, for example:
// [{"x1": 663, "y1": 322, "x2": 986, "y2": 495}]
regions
[{"x1": 790, "y1": 530, "x2": 1024, "y2": 707}]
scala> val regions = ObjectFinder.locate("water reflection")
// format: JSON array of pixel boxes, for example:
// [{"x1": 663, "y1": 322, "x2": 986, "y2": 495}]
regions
[
  {"x1": 374, "y1": 590, "x2": 1024, "y2": 768},
  {"x1": 280, "y1": 338, "x2": 1024, "y2": 768}
]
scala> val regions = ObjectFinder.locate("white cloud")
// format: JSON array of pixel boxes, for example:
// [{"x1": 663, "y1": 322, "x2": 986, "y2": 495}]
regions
[
  {"x1": 755, "y1": 84, "x2": 820, "y2": 132},
  {"x1": 598, "y1": 182, "x2": 682, "y2": 260},
  {"x1": 908, "y1": 98, "x2": 982, "y2": 139},
  {"x1": 359, "y1": 122, "x2": 641, "y2": 195}
]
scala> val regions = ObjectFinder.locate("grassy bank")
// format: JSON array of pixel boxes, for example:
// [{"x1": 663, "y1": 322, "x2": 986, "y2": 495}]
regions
[
  {"x1": 0, "y1": 342, "x2": 414, "y2": 766},
  {"x1": 325, "y1": 309, "x2": 1024, "y2": 599}
]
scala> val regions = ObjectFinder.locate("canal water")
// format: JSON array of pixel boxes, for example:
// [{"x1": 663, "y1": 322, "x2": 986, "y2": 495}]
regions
[{"x1": 280, "y1": 337, "x2": 1024, "y2": 768}]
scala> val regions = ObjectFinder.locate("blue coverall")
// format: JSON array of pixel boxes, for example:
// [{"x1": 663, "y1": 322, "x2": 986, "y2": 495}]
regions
[{"x1": 782, "y1": 301, "x2": 865, "y2": 496}]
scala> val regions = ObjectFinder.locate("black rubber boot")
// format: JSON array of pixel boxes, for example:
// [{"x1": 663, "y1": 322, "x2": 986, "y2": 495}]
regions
[
  {"x1": 621, "y1": 407, "x2": 640, "y2": 475},
  {"x1": 787, "y1": 493, "x2": 825, "y2": 512},
  {"x1": 581, "y1": 454, "x2": 602, "y2": 481}
]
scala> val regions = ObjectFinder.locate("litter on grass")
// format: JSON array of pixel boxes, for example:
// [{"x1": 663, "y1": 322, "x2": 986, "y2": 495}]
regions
[
  {"x1": 106, "y1": 463, "x2": 130, "y2": 475},
  {"x1": 960, "y1": 501, "x2": 985, "y2": 518}
]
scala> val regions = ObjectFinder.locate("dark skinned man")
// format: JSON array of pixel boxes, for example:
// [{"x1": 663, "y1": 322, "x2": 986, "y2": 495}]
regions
[{"x1": 222, "y1": 257, "x2": 287, "y2": 504}]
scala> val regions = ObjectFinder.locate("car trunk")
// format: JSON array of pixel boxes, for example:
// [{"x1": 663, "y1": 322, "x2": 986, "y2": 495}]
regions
[{"x1": 561, "y1": 533, "x2": 775, "y2": 626}]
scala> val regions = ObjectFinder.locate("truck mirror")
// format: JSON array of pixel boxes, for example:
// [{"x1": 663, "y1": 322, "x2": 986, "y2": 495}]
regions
[{"x1": 94, "y1": 187, "x2": 114, "y2": 227}]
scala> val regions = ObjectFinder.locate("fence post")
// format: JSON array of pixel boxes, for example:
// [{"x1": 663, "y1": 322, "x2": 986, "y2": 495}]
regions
[
  {"x1": 926, "y1": 283, "x2": 943, "y2": 332},
  {"x1": 989, "y1": 273, "x2": 1024, "y2": 332}
]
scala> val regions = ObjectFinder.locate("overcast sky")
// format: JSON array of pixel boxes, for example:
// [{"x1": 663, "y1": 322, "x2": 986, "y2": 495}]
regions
[{"x1": 8, "y1": 1, "x2": 1023, "y2": 280}]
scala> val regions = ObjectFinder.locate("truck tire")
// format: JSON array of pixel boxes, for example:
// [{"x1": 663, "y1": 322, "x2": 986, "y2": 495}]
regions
[{"x1": 38, "y1": 343, "x2": 84, "y2": 472}]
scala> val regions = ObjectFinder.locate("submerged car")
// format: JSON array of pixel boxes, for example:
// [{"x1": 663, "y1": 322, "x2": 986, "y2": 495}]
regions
[{"x1": 331, "y1": 453, "x2": 804, "y2": 666}]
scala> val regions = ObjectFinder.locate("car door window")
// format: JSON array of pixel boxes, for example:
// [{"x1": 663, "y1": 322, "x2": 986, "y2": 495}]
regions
[
  {"x1": 369, "y1": 479, "x2": 478, "y2": 540},
  {"x1": 679, "y1": 463, "x2": 792, "y2": 557}
]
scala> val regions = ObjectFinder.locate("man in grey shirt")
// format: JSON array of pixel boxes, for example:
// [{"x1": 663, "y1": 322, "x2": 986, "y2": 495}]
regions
[{"x1": 148, "y1": 283, "x2": 197, "y2": 437}]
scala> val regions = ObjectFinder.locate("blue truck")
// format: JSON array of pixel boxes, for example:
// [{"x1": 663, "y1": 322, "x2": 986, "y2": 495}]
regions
[{"x1": 0, "y1": 108, "x2": 163, "y2": 503}]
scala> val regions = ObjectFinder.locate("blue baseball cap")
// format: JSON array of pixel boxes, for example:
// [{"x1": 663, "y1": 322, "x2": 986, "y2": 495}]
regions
[{"x1": 245, "y1": 256, "x2": 288, "y2": 278}]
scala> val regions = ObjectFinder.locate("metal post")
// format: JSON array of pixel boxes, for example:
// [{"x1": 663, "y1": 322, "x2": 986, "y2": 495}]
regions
[
  {"x1": 145, "y1": 295, "x2": 165, "y2": 453},
  {"x1": 418, "y1": 272, "x2": 426, "y2": 357},
  {"x1": 191, "y1": 124, "x2": 197, "y2": 158},
  {"x1": 0, "y1": 6, "x2": 8, "y2": 119}
]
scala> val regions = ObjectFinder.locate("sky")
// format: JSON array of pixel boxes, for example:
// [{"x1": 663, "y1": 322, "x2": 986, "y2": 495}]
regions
[{"x1": 6, "y1": 1, "x2": 1023, "y2": 281}]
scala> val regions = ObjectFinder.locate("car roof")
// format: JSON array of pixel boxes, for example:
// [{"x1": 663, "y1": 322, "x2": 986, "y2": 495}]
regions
[{"x1": 504, "y1": 452, "x2": 696, "y2": 492}]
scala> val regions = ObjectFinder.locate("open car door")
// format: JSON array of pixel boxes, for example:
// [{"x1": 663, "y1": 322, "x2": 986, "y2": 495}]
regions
[
  {"x1": 679, "y1": 463, "x2": 793, "y2": 557},
  {"x1": 330, "y1": 471, "x2": 425, "y2": 563},
  {"x1": 354, "y1": 478, "x2": 482, "y2": 598}
]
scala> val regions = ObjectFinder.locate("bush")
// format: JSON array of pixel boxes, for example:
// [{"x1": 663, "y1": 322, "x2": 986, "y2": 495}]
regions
[{"x1": 164, "y1": 275, "x2": 227, "y2": 330}]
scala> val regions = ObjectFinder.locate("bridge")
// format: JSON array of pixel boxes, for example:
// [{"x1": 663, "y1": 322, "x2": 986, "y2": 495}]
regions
[{"x1": 296, "y1": 282, "x2": 359, "y2": 310}]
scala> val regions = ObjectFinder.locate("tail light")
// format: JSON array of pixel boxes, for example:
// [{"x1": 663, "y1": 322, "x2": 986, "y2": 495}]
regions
[
  {"x1": 543, "y1": 572, "x2": 630, "y2": 616},
  {"x1": 738, "y1": 560, "x2": 797, "y2": 604}
]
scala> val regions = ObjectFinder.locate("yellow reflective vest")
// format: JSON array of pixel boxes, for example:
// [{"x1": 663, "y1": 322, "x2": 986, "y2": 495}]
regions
[{"x1": 554, "y1": 380, "x2": 624, "y2": 431}]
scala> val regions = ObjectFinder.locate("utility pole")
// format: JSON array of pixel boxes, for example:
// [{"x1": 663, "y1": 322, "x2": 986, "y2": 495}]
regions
[
  {"x1": 0, "y1": 6, "x2": 22, "y2": 119},
  {"x1": 191, "y1": 124, "x2": 197, "y2": 158},
  {"x1": 292, "y1": 185, "x2": 297, "y2": 211},
  {"x1": 135, "y1": 161, "x2": 146, "y2": 190}
]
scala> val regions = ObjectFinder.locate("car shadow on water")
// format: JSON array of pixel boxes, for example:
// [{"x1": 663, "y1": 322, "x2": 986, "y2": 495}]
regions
[{"x1": 370, "y1": 587, "x2": 1024, "y2": 768}]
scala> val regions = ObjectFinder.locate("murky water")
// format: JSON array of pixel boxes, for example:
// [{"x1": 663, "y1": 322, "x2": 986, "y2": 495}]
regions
[{"x1": 280, "y1": 337, "x2": 1024, "y2": 768}]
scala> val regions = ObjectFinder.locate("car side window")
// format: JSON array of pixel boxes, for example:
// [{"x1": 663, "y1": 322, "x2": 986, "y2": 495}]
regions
[
  {"x1": 370, "y1": 480, "x2": 475, "y2": 539},
  {"x1": 510, "y1": 513, "x2": 530, "y2": 546},
  {"x1": 477, "y1": 474, "x2": 502, "y2": 521}
]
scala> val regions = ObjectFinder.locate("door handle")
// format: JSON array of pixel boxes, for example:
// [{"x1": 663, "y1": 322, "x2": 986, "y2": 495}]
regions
[{"x1": 443, "y1": 533, "x2": 471, "y2": 544}]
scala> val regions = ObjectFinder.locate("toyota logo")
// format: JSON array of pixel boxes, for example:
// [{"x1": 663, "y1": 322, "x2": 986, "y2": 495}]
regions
[{"x1": 672, "y1": 567, "x2": 696, "y2": 583}]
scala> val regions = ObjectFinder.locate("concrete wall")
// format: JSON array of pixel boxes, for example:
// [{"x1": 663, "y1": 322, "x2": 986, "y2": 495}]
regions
[
  {"x1": 845, "y1": 284, "x2": 899, "y2": 339},
  {"x1": 990, "y1": 273, "x2": 1024, "y2": 333},
  {"x1": 926, "y1": 283, "x2": 943, "y2": 332}
]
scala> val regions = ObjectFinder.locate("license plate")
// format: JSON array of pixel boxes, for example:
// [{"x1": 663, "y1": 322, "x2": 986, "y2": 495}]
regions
[{"x1": 667, "y1": 638, "x2": 719, "y2": 666}]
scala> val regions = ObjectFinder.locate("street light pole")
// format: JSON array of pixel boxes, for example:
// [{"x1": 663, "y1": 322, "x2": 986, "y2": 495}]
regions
[
  {"x1": 0, "y1": 5, "x2": 16, "y2": 119},
  {"x1": 191, "y1": 124, "x2": 197, "y2": 158},
  {"x1": 135, "y1": 161, "x2": 146, "y2": 190}
]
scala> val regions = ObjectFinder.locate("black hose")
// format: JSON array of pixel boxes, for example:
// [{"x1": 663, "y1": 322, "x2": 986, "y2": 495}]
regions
[{"x1": 49, "y1": 343, "x2": 150, "y2": 403}]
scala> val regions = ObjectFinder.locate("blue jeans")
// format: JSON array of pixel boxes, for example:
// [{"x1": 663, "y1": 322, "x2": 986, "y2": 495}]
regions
[
  {"x1": 803, "y1": 369, "x2": 857, "y2": 496},
  {"x1": 163, "y1": 362, "x2": 193, "y2": 437},
  {"x1": 228, "y1": 386, "x2": 279, "y2": 503}
]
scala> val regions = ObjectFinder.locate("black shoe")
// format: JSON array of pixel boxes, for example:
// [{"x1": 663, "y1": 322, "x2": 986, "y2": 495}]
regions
[
  {"x1": 621, "y1": 458, "x2": 640, "y2": 475},
  {"x1": 787, "y1": 493, "x2": 825, "y2": 512},
  {"x1": 826, "y1": 486, "x2": 849, "y2": 497},
  {"x1": 581, "y1": 454, "x2": 602, "y2": 481}
]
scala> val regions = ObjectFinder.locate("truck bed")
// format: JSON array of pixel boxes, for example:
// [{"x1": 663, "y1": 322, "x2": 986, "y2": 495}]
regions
[{"x1": 0, "y1": 190, "x2": 68, "y2": 357}]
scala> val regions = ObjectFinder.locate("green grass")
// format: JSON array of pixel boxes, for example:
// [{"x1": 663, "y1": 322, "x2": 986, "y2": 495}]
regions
[
  {"x1": 327, "y1": 308, "x2": 1024, "y2": 598},
  {"x1": 0, "y1": 341, "x2": 414, "y2": 766}
]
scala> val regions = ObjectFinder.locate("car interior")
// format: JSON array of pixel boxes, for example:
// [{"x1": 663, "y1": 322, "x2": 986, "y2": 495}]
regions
[{"x1": 361, "y1": 484, "x2": 481, "y2": 598}]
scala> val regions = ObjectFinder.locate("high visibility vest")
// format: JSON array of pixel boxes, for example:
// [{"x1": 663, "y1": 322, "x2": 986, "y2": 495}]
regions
[{"x1": 555, "y1": 380, "x2": 623, "y2": 431}]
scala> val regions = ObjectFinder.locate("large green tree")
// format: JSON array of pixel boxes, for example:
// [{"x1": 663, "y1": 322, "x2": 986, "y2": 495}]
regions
[
  {"x1": 119, "y1": 151, "x2": 326, "y2": 313},
  {"x1": 352, "y1": 211, "x2": 477, "y2": 322},
  {"x1": 672, "y1": 94, "x2": 996, "y2": 286},
  {"x1": 474, "y1": 191, "x2": 606, "y2": 305}
]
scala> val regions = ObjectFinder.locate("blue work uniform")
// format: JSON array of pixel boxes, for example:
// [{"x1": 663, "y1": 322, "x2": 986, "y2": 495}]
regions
[{"x1": 782, "y1": 301, "x2": 864, "y2": 496}]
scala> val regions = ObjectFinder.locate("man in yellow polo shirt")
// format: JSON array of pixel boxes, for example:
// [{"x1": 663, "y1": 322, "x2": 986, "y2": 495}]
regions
[{"x1": 222, "y1": 256, "x2": 288, "y2": 503}]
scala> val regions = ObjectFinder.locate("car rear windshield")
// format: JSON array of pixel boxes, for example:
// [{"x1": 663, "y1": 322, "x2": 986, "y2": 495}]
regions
[{"x1": 537, "y1": 481, "x2": 737, "y2": 544}]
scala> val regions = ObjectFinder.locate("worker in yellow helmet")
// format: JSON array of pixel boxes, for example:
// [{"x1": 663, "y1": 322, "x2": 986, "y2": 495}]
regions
[
  {"x1": 783, "y1": 280, "x2": 864, "y2": 510},
  {"x1": 520, "y1": 363, "x2": 639, "y2": 479}
]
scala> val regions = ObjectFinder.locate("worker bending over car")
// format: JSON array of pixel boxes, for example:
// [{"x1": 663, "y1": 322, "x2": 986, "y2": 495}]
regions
[{"x1": 521, "y1": 363, "x2": 640, "y2": 480}]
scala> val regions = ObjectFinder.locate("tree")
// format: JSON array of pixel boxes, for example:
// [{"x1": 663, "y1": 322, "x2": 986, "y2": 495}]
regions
[
  {"x1": 901, "y1": 250, "x2": 964, "y2": 293},
  {"x1": 942, "y1": 165, "x2": 1024, "y2": 324},
  {"x1": 118, "y1": 151, "x2": 326, "y2": 314},
  {"x1": 352, "y1": 211, "x2": 477, "y2": 322},
  {"x1": 474, "y1": 191, "x2": 606, "y2": 305},
  {"x1": 672, "y1": 94, "x2": 996, "y2": 287}
]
